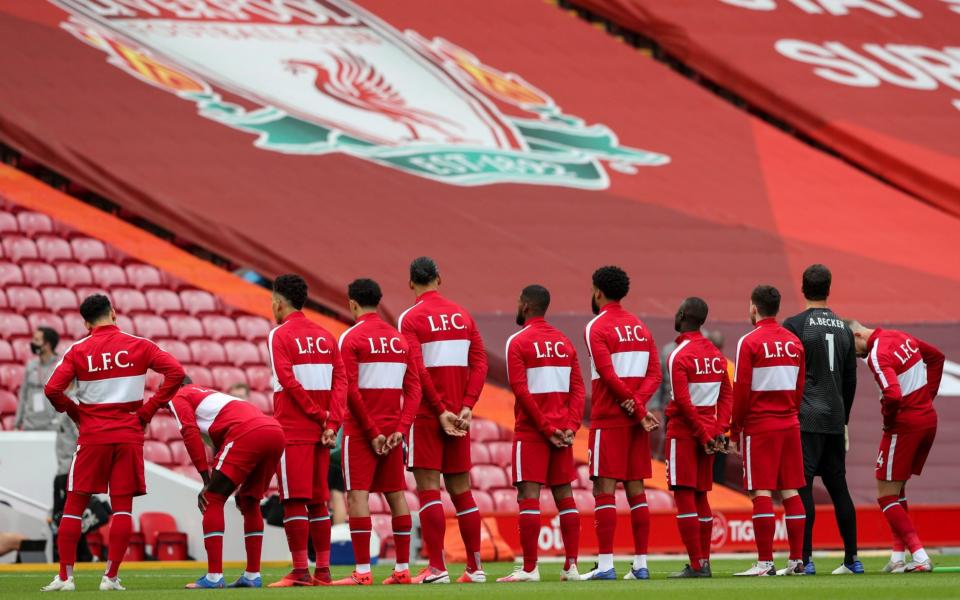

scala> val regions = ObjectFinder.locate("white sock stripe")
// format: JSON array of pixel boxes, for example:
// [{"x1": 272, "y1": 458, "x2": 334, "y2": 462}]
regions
[
  {"x1": 61, "y1": 514, "x2": 82, "y2": 520},
  {"x1": 784, "y1": 514, "x2": 806, "y2": 520},
  {"x1": 204, "y1": 531, "x2": 224, "y2": 538},
  {"x1": 309, "y1": 516, "x2": 331, "y2": 522},
  {"x1": 519, "y1": 510, "x2": 541, "y2": 515},
  {"x1": 113, "y1": 511, "x2": 132, "y2": 517},
  {"x1": 595, "y1": 504, "x2": 616, "y2": 511},
  {"x1": 419, "y1": 500, "x2": 442, "y2": 512},
  {"x1": 393, "y1": 531, "x2": 412, "y2": 536},
  {"x1": 558, "y1": 509, "x2": 579, "y2": 516},
  {"x1": 752, "y1": 513, "x2": 775, "y2": 518},
  {"x1": 456, "y1": 507, "x2": 479, "y2": 516},
  {"x1": 630, "y1": 503, "x2": 648, "y2": 510},
  {"x1": 283, "y1": 516, "x2": 308, "y2": 523},
  {"x1": 882, "y1": 502, "x2": 900, "y2": 512},
  {"x1": 350, "y1": 530, "x2": 372, "y2": 534},
  {"x1": 676, "y1": 512, "x2": 698, "y2": 518},
  {"x1": 244, "y1": 532, "x2": 263, "y2": 538},
  {"x1": 699, "y1": 517, "x2": 714, "y2": 522}
]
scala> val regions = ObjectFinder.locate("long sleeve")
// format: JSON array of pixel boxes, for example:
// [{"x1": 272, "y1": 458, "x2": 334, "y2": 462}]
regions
[
  {"x1": 731, "y1": 338, "x2": 753, "y2": 435},
  {"x1": 341, "y1": 338, "x2": 380, "y2": 439},
  {"x1": 398, "y1": 350, "x2": 422, "y2": 433},
  {"x1": 714, "y1": 371, "x2": 733, "y2": 437},
  {"x1": 169, "y1": 396, "x2": 209, "y2": 473},
  {"x1": 566, "y1": 348, "x2": 586, "y2": 432},
  {"x1": 587, "y1": 327, "x2": 635, "y2": 401},
  {"x1": 633, "y1": 335, "x2": 662, "y2": 414},
  {"x1": 795, "y1": 346, "x2": 806, "y2": 412},
  {"x1": 462, "y1": 323, "x2": 488, "y2": 408},
  {"x1": 918, "y1": 338, "x2": 945, "y2": 399},
  {"x1": 868, "y1": 345, "x2": 902, "y2": 430},
  {"x1": 507, "y1": 341, "x2": 555, "y2": 438},
  {"x1": 138, "y1": 343, "x2": 186, "y2": 423},
  {"x1": 841, "y1": 328, "x2": 857, "y2": 423},
  {"x1": 44, "y1": 353, "x2": 80, "y2": 423},
  {"x1": 400, "y1": 326, "x2": 445, "y2": 415},
  {"x1": 327, "y1": 345, "x2": 347, "y2": 432},
  {"x1": 669, "y1": 355, "x2": 711, "y2": 444},
  {"x1": 270, "y1": 334, "x2": 328, "y2": 424}
]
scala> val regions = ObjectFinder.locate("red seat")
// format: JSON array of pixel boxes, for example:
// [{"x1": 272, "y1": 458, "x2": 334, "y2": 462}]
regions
[
  {"x1": 74, "y1": 287, "x2": 108, "y2": 303},
  {"x1": 2, "y1": 236, "x2": 38, "y2": 262},
  {"x1": 440, "y1": 491, "x2": 457, "y2": 517},
  {"x1": 576, "y1": 464, "x2": 591, "y2": 489},
  {"x1": 27, "y1": 312, "x2": 65, "y2": 334},
  {"x1": 70, "y1": 238, "x2": 108, "y2": 263},
  {"x1": 225, "y1": 341, "x2": 261, "y2": 367},
  {"x1": 0, "y1": 289, "x2": 6, "y2": 310},
  {"x1": 156, "y1": 339, "x2": 192, "y2": 364},
  {"x1": 145, "y1": 370, "x2": 162, "y2": 392},
  {"x1": 492, "y1": 488, "x2": 517, "y2": 513},
  {"x1": 0, "y1": 312, "x2": 30, "y2": 337},
  {"x1": 183, "y1": 365, "x2": 213, "y2": 387},
  {"x1": 22, "y1": 262, "x2": 59, "y2": 287},
  {"x1": 0, "y1": 262, "x2": 24, "y2": 286},
  {"x1": 470, "y1": 419, "x2": 507, "y2": 442},
  {"x1": 148, "y1": 415, "x2": 181, "y2": 442},
  {"x1": 133, "y1": 314, "x2": 170, "y2": 339},
  {"x1": 646, "y1": 489, "x2": 675, "y2": 511},
  {"x1": 572, "y1": 488, "x2": 594, "y2": 511},
  {"x1": 258, "y1": 343, "x2": 269, "y2": 365},
  {"x1": 404, "y1": 491, "x2": 419, "y2": 512},
  {"x1": 36, "y1": 236, "x2": 73, "y2": 263},
  {"x1": 473, "y1": 490, "x2": 495, "y2": 514},
  {"x1": 179, "y1": 290, "x2": 218, "y2": 316},
  {"x1": 0, "y1": 390, "x2": 17, "y2": 415},
  {"x1": 0, "y1": 212, "x2": 18, "y2": 235},
  {"x1": 91, "y1": 263, "x2": 128, "y2": 288},
  {"x1": 470, "y1": 465, "x2": 509, "y2": 491},
  {"x1": 56, "y1": 262, "x2": 93, "y2": 288},
  {"x1": 42, "y1": 287, "x2": 79, "y2": 314},
  {"x1": 139, "y1": 512, "x2": 188, "y2": 560},
  {"x1": 168, "y1": 315, "x2": 204, "y2": 340},
  {"x1": 486, "y1": 441, "x2": 512, "y2": 467},
  {"x1": 63, "y1": 313, "x2": 88, "y2": 338},
  {"x1": 212, "y1": 366, "x2": 247, "y2": 390},
  {"x1": 236, "y1": 316, "x2": 272, "y2": 342},
  {"x1": 124, "y1": 264, "x2": 163, "y2": 290},
  {"x1": 111, "y1": 288, "x2": 148, "y2": 314},
  {"x1": 17, "y1": 212, "x2": 53, "y2": 237},
  {"x1": 116, "y1": 314, "x2": 135, "y2": 334},
  {"x1": 145, "y1": 289, "x2": 183, "y2": 315},
  {"x1": 188, "y1": 339, "x2": 227, "y2": 366},
  {"x1": 244, "y1": 365, "x2": 272, "y2": 390},
  {"x1": 202, "y1": 315, "x2": 239, "y2": 341},
  {"x1": 0, "y1": 340, "x2": 14, "y2": 363},
  {"x1": 168, "y1": 441, "x2": 191, "y2": 465},
  {"x1": 470, "y1": 442, "x2": 492, "y2": 464},
  {"x1": 6, "y1": 287, "x2": 43, "y2": 314},
  {"x1": 144, "y1": 440, "x2": 173, "y2": 465},
  {"x1": 11, "y1": 338, "x2": 33, "y2": 363},
  {"x1": 247, "y1": 391, "x2": 272, "y2": 414}
]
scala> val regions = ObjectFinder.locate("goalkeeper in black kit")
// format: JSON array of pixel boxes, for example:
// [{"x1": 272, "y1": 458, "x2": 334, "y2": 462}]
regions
[{"x1": 783, "y1": 264, "x2": 860, "y2": 575}]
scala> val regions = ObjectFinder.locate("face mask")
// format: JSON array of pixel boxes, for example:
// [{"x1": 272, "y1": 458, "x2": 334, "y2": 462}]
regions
[
  {"x1": 591, "y1": 296, "x2": 600, "y2": 315},
  {"x1": 30, "y1": 342, "x2": 42, "y2": 355}
]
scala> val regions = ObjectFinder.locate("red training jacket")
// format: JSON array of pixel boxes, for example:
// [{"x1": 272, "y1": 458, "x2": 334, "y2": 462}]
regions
[
  {"x1": 666, "y1": 331, "x2": 733, "y2": 444},
  {"x1": 732, "y1": 318, "x2": 805, "y2": 436},
  {"x1": 338, "y1": 313, "x2": 422, "y2": 439},
  {"x1": 44, "y1": 324, "x2": 185, "y2": 445},
  {"x1": 397, "y1": 290, "x2": 487, "y2": 418},
  {"x1": 584, "y1": 301, "x2": 661, "y2": 429},
  {"x1": 169, "y1": 384, "x2": 281, "y2": 474},
  {"x1": 866, "y1": 329, "x2": 942, "y2": 433},
  {"x1": 268, "y1": 311, "x2": 347, "y2": 443},
  {"x1": 505, "y1": 317, "x2": 586, "y2": 442}
]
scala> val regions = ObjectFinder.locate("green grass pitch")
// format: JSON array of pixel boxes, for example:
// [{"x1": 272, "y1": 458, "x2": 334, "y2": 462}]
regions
[{"x1": 3, "y1": 556, "x2": 960, "y2": 599}]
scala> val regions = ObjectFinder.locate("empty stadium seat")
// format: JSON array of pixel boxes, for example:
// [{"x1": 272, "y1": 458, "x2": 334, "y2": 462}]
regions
[
  {"x1": 0, "y1": 212, "x2": 18, "y2": 235},
  {"x1": 55, "y1": 262, "x2": 93, "y2": 288},
  {"x1": 116, "y1": 314, "x2": 135, "y2": 334},
  {"x1": 98, "y1": 519, "x2": 145, "y2": 562},
  {"x1": 148, "y1": 415, "x2": 181, "y2": 442},
  {"x1": 22, "y1": 262, "x2": 58, "y2": 287},
  {"x1": 62, "y1": 313, "x2": 87, "y2": 338},
  {"x1": 243, "y1": 366, "x2": 271, "y2": 392},
  {"x1": 368, "y1": 493, "x2": 386, "y2": 514},
  {"x1": 91, "y1": 263, "x2": 127, "y2": 288},
  {"x1": 183, "y1": 365, "x2": 213, "y2": 387},
  {"x1": 247, "y1": 391, "x2": 272, "y2": 414},
  {"x1": 168, "y1": 315, "x2": 204, "y2": 340},
  {"x1": 168, "y1": 442, "x2": 190, "y2": 466},
  {"x1": 225, "y1": 341, "x2": 261, "y2": 368},
  {"x1": 0, "y1": 363, "x2": 26, "y2": 391},
  {"x1": 471, "y1": 418, "x2": 508, "y2": 442},
  {"x1": 470, "y1": 465, "x2": 509, "y2": 491},
  {"x1": 11, "y1": 338, "x2": 32, "y2": 363},
  {"x1": 202, "y1": 315, "x2": 239, "y2": 341},
  {"x1": 212, "y1": 366, "x2": 246, "y2": 390},
  {"x1": 236, "y1": 315, "x2": 272, "y2": 342},
  {"x1": 403, "y1": 491, "x2": 419, "y2": 512},
  {"x1": 111, "y1": 288, "x2": 148, "y2": 314},
  {"x1": 575, "y1": 464, "x2": 591, "y2": 489},
  {"x1": 0, "y1": 262, "x2": 23, "y2": 285},
  {"x1": 440, "y1": 491, "x2": 456, "y2": 516},
  {"x1": 36, "y1": 236, "x2": 73, "y2": 263},
  {"x1": 70, "y1": 237, "x2": 108, "y2": 263},
  {"x1": 6, "y1": 286, "x2": 43, "y2": 313},
  {"x1": 491, "y1": 488, "x2": 517, "y2": 513},
  {"x1": 646, "y1": 489, "x2": 675, "y2": 510},
  {"x1": 258, "y1": 343, "x2": 269, "y2": 365},
  {"x1": 139, "y1": 512, "x2": 188, "y2": 560},
  {"x1": 179, "y1": 290, "x2": 218, "y2": 316},
  {"x1": 3, "y1": 236, "x2": 38, "y2": 262},
  {"x1": 145, "y1": 370, "x2": 162, "y2": 392},
  {"x1": 145, "y1": 289, "x2": 183, "y2": 315},
  {"x1": 572, "y1": 488, "x2": 594, "y2": 511},
  {"x1": 41, "y1": 287, "x2": 78, "y2": 314},
  {"x1": 189, "y1": 340, "x2": 226, "y2": 366},
  {"x1": 0, "y1": 390, "x2": 17, "y2": 415},
  {"x1": 17, "y1": 211, "x2": 53, "y2": 237},
  {"x1": 473, "y1": 490, "x2": 495, "y2": 515},
  {"x1": 470, "y1": 442, "x2": 491, "y2": 464},
  {"x1": 156, "y1": 339, "x2": 191, "y2": 364},
  {"x1": 133, "y1": 314, "x2": 170, "y2": 339},
  {"x1": 0, "y1": 313, "x2": 30, "y2": 338},
  {"x1": 124, "y1": 264, "x2": 163, "y2": 290},
  {"x1": 27, "y1": 312, "x2": 64, "y2": 334},
  {"x1": 486, "y1": 441, "x2": 512, "y2": 467},
  {"x1": 0, "y1": 340, "x2": 14, "y2": 363},
  {"x1": 144, "y1": 440, "x2": 173, "y2": 466},
  {"x1": 1, "y1": 415, "x2": 14, "y2": 430}
]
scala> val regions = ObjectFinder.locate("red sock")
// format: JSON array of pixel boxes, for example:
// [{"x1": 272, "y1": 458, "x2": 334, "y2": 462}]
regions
[
  {"x1": 695, "y1": 492, "x2": 712, "y2": 564},
  {"x1": 517, "y1": 498, "x2": 540, "y2": 572},
  {"x1": 105, "y1": 495, "x2": 133, "y2": 578},
  {"x1": 556, "y1": 495, "x2": 580, "y2": 570},
  {"x1": 392, "y1": 514, "x2": 412, "y2": 566},
  {"x1": 752, "y1": 496, "x2": 775, "y2": 562},
  {"x1": 349, "y1": 516, "x2": 372, "y2": 566},
  {"x1": 594, "y1": 493, "x2": 616, "y2": 555},
  {"x1": 673, "y1": 489, "x2": 702, "y2": 568},
  {"x1": 308, "y1": 503, "x2": 331, "y2": 570},
  {"x1": 451, "y1": 491, "x2": 482, "y2": 572},
  {"x1": 417, "y1": 489, "x2": 446, "y2": 570},
  {"x1": 58, "y1": 492, "x2": 88, "y2": 580},
  {"x1": 783, "y1": 495, "x2": 805, "y2": 561},
  {"x1": 879, "y1": 496, "x2": 922, "y2": 553},
  {"x1": 892, "y1": 494, "x2": 908, "y2": 552},
  {"x1": 282, "y1": 500, "x2": 309, "y2": 572},
  {"x1": 238, "y1": 496, "x2": 263, "y2": 573},
  {"x1": 628, "y1": 493, "x2": 649, "y2": 555},
  {"x1": 202, "y1": 492, "x2": 227, "y2": 575}
]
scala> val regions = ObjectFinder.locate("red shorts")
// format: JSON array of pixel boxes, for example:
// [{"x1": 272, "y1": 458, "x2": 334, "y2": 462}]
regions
[
  {"x1": 342, "y1": 434, "x2": 406, "y2": 493},
  {"x1": 406, "y1": 416, "x2": 471, "y2": 474},
  {"x1": 215, "y1": 425, "x2": 285, "y2": 500},
  {"x1": 277, "y1": 442, "x2": 330, "y2": 503},
  {"x1": 67, "y1": 443, "x2": 145, "y2": 497},
  {"x1": 876, "y1": 427, "x2": 936, "y2": 481},
  {"x1": 588, "y1": 425, "x2": 652, "y2": 482},
  {"x1": 511, "y1": 438, "x2": 575, "y2": 487},
  {"x1": 665, "y1": 436, "x2": 714, "y2": 492},
  {"x1": 741, "y1": 428, "x2": 805, "y2": 491}
]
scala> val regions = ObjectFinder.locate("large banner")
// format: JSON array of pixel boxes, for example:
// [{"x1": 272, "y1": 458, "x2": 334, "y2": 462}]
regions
[{"x1": 569, "y1": 0, "x2": 960, "y2": 218}]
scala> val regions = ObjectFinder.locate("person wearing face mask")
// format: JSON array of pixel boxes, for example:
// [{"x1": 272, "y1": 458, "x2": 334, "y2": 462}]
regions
[{"x1": 14, "y1": 327, "x2": 61, "y2": 432}]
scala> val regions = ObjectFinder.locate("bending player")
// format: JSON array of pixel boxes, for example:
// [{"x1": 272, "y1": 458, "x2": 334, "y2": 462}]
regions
[
  {"x1": 849, "y1": 320, "x2": 943, "y2": 573},
  {"x1": 42, "y1": 294, "x2": 184, "y2": 592},
  {"x1": 664, "y1": 298, "x2": 731, "y2": 578},
  {"x1": 730, "y1": 285, "x2": 807, "y2": 577},
  {"x1": 332, "y1": 279, "x2": 421, "y2": 586},
  {"x1": 169, "y1": 381, "x2": 285, "y2": 589},
  {"x1": 581, "y1": 266, "x2": 661, "y2": 581},
  {"x1": 398, "y1": 257, "x2": 488, "y2": 584},
  {"x1": 267, "y1": 274, "x2": 347, "y2": 587},
  {"x1": 497, "y1": 285, "x2": 584, "y2": 583}
]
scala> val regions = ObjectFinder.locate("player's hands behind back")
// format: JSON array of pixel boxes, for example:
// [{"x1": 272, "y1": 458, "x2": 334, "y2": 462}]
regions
[
  {"x1": 385, "y1": 431, "x2": 404, "y2": 452},
  {"x1": 371, "y1": 434, "x2": 387, "y2": 455},
  {"x1": 321, "y1": 428, "x2": 337, "y2": 448},
  {"x1": 439, "y1": 410, "x2": 466, "y2": 437},
  {"x1": 640, "y1": 411, "x2": 660, "y2": 432},
  {"x1": 549, "y1": 429, "x2": 569, "y2": 448}
]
